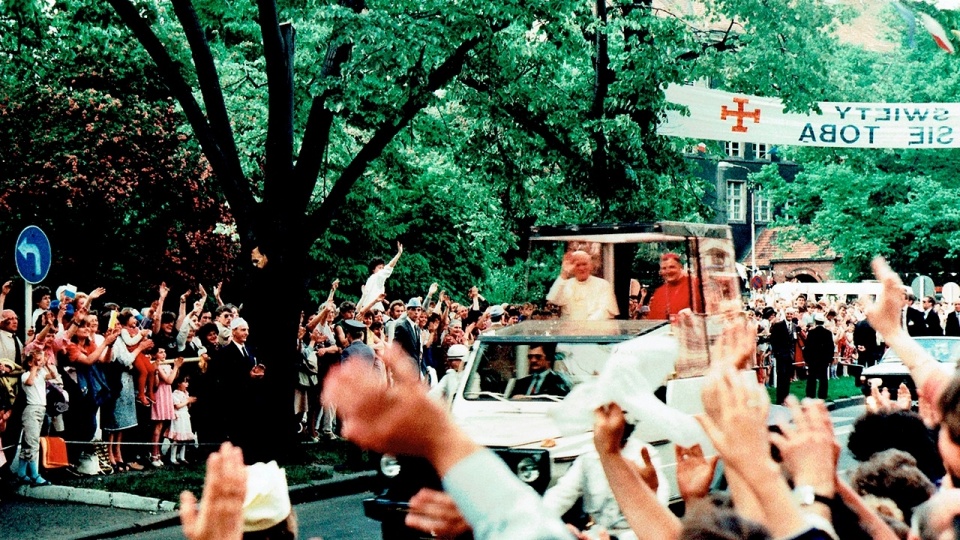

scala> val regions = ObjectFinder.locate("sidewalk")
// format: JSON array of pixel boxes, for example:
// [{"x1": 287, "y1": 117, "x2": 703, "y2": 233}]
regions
[{"x1": 1, "y1": 469, "x2": 376, "y2": 540}]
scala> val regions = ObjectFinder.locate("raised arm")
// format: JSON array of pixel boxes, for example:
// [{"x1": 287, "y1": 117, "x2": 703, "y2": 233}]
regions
[
  {"x1": 212, "y1": 282, "x2": 224, "y2": 307},
  {"x1": 866, "y1": 258, "x2": 948, "y2": 396},
  {"x1": 323, "y1": 350, "x2": 573, "y2": 540},
  {"x1": 0, "y1": 280, "x2": 10, "y2": 313},
  {"x1": 593, "y1": 403, "x2": 681, "y2": 540},
  {"x1": 387, "y1": 242, "x2": 403, "y2": 268},
  {"x1": 69, "y1": 327, "x2": 121, "y2": 366},
  {"x1": 176, "y1": 290, "x2": 192, "y2": 329},
  {"x1": 326, "y1": 279, "x2": 339, "y2": 305},
  {"x1": 153, "y1": 282, "x2": 170, "y2": 335}
]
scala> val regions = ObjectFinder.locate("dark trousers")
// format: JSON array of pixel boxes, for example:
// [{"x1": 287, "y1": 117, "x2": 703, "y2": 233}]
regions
[
  {"x1": 806, "y1": 362, "x2": 829, "y2": 400},
  {"x1": 775, "y1": 353, "x2": 794, "y2": 404}
]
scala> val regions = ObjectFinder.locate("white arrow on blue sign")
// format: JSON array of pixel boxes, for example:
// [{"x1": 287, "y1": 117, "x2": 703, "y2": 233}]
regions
[{"x1": 15, "y1": 226, "x2": 52, "y2": 284}]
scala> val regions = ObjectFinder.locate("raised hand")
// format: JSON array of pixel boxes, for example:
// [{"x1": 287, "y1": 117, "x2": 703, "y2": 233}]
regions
[
  {"x1": 864, "y1": 257, "x2": 906, "y2": 339},
  {"x1": 675, "y1": 443, "x2": 719, "y2": 502},
  {"x1": 634, "y1": 446, "x2": 659, "y2": 494},
  {"x1": 159, "y1": 282, "x2": 170, "y2": 299},
  {"x1": 89, "y1": 287, "x2": 107, "y2": 300},
  {"x1": 896, "y1": 382, "x2": 913, "y2": 410},
  {"x1": 696, "y1": 366, "x2": 771, "y2": 471},
  {"x1": 593, "y1": 402, "x2": 627, "y2": 457},
  {"x1": 179, "y1": 442, "x2": 247, "y2": 540},
  {"x1": 405, "y1": 488, "x2": 470, "y2": 539},
  {"x1": 768, "y1": 396, "x2": 838, "y2": 498}
]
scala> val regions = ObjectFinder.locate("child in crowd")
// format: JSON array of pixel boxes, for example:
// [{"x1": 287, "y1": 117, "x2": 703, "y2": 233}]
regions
[
  {"x1": 17, "y1": 350, "x2": 56, "y2": 485},
  {"x1": 169, "y1": 375, "x2": 197, "y2": 465},
  {"x1": 119, "y1": 309, "x2": 155, "y2": 406},
  {"x1": 150, "y1": 349, "x2": 181, "y2": 467}
]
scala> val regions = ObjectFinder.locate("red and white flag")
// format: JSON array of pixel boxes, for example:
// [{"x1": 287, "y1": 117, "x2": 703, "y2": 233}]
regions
[{"x1": 919, "y1": 11, "x2": 956, "y2": 53}]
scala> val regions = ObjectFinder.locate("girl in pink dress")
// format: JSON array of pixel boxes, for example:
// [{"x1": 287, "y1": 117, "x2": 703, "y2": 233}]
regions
[{"x1": 149, "y1": 349, "x2": 181, "y2": 467}]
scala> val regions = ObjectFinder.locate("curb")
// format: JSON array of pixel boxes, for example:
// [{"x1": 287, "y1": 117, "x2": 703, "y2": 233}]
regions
[
  {"x1": 60, "y1": 469, "x2": 376, "y2": 540},
  {"x1": 827, "y1": 395, "x2": 865, "y2": 411},
  {"x1": 16, "y1": 484, "x2": 177, "y2": 512}
]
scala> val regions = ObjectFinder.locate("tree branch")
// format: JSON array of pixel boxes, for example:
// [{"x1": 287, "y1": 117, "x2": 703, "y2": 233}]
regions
[
  {"x1": 106, "y1": 0, "x2": 257, "y2": 226},
  {"x1": 257, "y1": 1, "x2": 296, "y2": 209},
  {"x1": 461, "y1": 76, "x2": 589, "y2": 170},
  {"x1": 305, "y1": 32, "x2": 489, "y2": 237},
  {"x1": 290, "y1": 0, "x2": 367, "y2": 216}
]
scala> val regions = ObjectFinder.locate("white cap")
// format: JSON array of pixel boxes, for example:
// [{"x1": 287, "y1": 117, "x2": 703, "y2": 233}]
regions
[
  {"x1": 447, "y1": 344, "x2": 469, "y2": 359},
  {"x1": 243, "y1": 461, "x2": 291, "y2": 532},
  {"x1": 230, "y1": 317, "x2": 249, "y2": 330}
]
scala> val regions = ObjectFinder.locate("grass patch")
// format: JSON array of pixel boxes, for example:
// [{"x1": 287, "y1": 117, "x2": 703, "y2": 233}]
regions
[
  {"x1": 765, "y1": 375, "x2": 863, "y2": 404},
  {"x1": 54, "y1": 440, "x2": 354, "y2": 503}
]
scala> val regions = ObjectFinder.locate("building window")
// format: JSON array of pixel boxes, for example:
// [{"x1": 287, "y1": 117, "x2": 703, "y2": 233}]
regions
[
  {"x1": 724, "y1": 141, "x2": 744, "y2": 158},
  {"x1": 755, "y1": 143, "x2": 768, "y2": 160},
  {"x1": 753, "y1": 188, "x2": 772, "y2": 223},
  {"x1": 727, "y1": 181, "x2": 745, "y2": 222}
]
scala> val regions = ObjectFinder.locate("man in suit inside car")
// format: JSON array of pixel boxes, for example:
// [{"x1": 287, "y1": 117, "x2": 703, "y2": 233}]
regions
[{"x1": 513, "y1": 343, "x2": 570, "y2": 398}]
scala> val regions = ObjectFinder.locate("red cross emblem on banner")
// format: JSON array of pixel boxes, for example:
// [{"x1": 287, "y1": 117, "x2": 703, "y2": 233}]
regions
[{"x1": 720, "y1": 97, "x2": 760, "y2": 133}]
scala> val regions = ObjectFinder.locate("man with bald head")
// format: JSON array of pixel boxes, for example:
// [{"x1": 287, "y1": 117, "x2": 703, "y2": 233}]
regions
[
  {"x1": 0, "y1": 309, "x2": 23, "y2": 366},
  {"x1": 546, "y1": 250, "x2": 618, "y2": 320}
]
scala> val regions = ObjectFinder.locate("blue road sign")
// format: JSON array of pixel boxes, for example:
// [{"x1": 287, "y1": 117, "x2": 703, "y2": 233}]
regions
[{"x1": 15, "y1": 226, "x2": 51, "y2": 284}]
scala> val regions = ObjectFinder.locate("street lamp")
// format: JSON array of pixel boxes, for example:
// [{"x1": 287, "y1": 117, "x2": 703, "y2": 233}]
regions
[{"x1": 717, "y1": 161, "x2": 757, "y2": 283}]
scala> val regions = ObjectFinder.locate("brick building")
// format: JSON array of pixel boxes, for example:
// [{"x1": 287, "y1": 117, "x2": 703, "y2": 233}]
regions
[{"x1": 685, "y1": 144, "x2": 837, "y2": 284}]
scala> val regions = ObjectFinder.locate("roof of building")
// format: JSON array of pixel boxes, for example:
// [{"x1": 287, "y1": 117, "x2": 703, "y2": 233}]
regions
[{"x1": 742, "y1": 227, "x2": 837, "y2": 267}]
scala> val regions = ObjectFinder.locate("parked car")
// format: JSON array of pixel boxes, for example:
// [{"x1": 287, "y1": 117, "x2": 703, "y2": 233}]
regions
[
  {"x1": 363, "y1": 222, "x2": 743, "y2": 539},
  {"x1": 859, "y1": 336, "x2": 960, "y2": 399}
]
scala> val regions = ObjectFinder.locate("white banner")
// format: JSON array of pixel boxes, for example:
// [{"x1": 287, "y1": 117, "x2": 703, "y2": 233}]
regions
[{"x1": 660, "y1": 85, "x2": 960, "y2": 149}]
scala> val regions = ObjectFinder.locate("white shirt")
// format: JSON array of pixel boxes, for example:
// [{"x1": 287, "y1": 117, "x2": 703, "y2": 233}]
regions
[
  {"x1": 428, "y1": 369, "x2": 462, "y2": 406},
  {"x1": 358, "y1": 266, "x2": 393, "y2": 312},
  {"x1": 21, "y1": 367, "x2": 49, "y2": 406},
  {"x1": 546, "y1": 275, "x2": 619, "y2": 320},
  {"x1": 0, "y1": 330, "x2": 23, "y2": 365},
  {"x1": 542, "y1": 442, "x2": 668, "y2": 539},
  {"x1": 442, "y1": 450, "x2": 574, "y2": 540}
]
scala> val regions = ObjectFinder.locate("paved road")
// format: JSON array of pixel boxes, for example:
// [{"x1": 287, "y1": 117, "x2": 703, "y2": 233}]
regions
[
  {"x1": 112, "y1": 492, "x2": 381, "y2": 540},
  {"x1": 0, "y1": 498, "x2": 155, "y2": 540},
  {"x1": 832, "y1": 404, "x2": 865, "y2": 475}
]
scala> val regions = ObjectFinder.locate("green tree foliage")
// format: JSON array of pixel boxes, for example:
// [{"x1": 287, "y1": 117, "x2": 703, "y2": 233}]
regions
[
  {"x1": 0, "y1": 0, "x2": 235, "y2": 304},
  {"x1": 764, "y1": 4, "x2": 960, "y2": 280}
]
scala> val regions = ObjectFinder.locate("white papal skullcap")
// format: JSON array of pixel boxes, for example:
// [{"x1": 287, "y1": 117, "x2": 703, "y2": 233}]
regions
[{"x1": 242, "y1": 461, "x2": 291, "y2": 532}]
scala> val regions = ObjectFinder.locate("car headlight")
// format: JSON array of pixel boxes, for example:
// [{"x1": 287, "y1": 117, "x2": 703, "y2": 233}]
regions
[
  {"x1": 516, "y1": 456, "x2": 540, "y2": 483},
  {"x1": 380, "y1": 455, "x2": 401, "y2": 478}
]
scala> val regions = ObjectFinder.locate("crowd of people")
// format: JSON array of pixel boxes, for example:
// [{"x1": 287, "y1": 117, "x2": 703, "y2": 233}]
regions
[
  {"x1": 172, "y1": 257, "x2": 960, "y2": 540},
  {"x1": 0, "y1": 244, "x2": 623, "y2": 482},
  {"x1": 9, "y1": 244, "x2": 960, "y2": 540}
]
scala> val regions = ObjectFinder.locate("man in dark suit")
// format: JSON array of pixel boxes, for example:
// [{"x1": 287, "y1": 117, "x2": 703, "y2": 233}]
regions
[
  {"x1": 921, "y1": 296, "x2": 944, "y2": 336},
  {"x1": 946, "y1": 300, "x2": 960, "y2": 337},
  {"x1": 768, "y1": 307, "x2": 796, "y2": 405},
  {"x1": 207, "y1": 317, "x2": 265, "y2": 460},
  {"x1": 904, "y1": 293, "x2": 926, "y2": 337},
  {"x1": 513, "y1": 344, "x2": 570, "y2": 397},
  {"x1": 391, "y1": 298, "x2": 425, "y2": 376},
  {"x1": 853, "y1": 318, "x2": 882, "y2": 367},
  {"x1": 804, "y1": 314, "x2": 835, "y2": 400}
]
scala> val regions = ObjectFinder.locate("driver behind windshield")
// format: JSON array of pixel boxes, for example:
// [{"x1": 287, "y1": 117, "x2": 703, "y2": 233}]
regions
[{"x1": 513, "y1": 343, "x2": 570, "y2": 398}]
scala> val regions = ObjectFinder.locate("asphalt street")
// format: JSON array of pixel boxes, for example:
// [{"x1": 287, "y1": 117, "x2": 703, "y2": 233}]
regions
[{"x1": 110, "y1": 492, "x2": 380, "y2": 540}]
